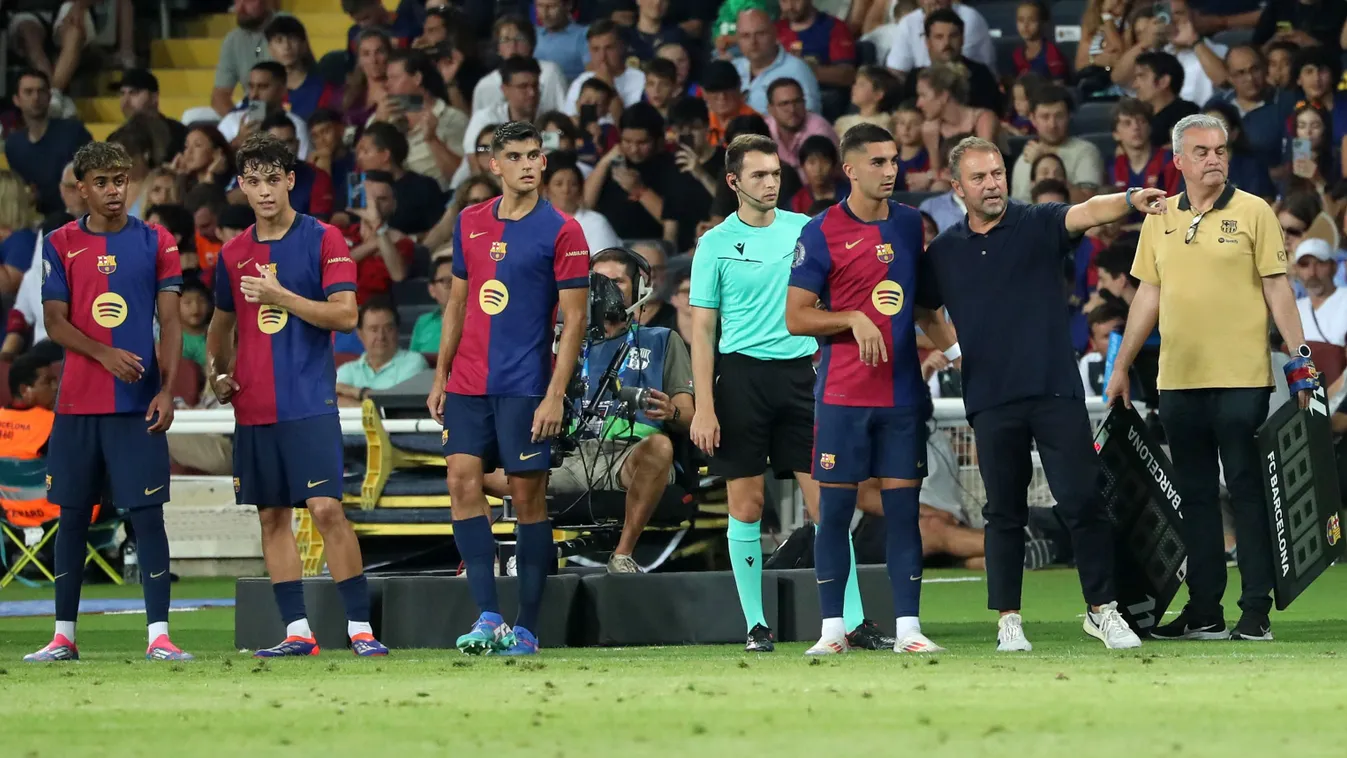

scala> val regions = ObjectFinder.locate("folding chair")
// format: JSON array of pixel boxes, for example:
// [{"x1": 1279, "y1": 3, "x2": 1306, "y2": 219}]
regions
[{"x1": 0, "y1": 458, "x2": 121, "y2": 588}]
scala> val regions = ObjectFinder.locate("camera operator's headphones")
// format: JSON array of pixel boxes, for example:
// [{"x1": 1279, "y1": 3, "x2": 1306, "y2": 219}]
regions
[{"x1": 595, "y1": 246, "x2": 653, "y2": 312}]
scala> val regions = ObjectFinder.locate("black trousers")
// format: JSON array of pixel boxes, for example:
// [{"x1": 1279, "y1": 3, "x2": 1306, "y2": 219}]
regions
[
  {"x1": 1158, "y1": 387, "x2": 1273, "y2": 617},
  {"x1": 971, "y1": 396, "x2": 1115, "y2": 610}
]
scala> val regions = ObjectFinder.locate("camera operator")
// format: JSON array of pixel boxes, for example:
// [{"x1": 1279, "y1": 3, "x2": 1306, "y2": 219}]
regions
[{"x1": 549, "y1": 248, "x2": 695, "y2": 574}]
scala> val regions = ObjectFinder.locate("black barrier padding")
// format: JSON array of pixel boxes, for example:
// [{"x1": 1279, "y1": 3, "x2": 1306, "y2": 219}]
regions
[
  {"x1": 234, "y1": 576, "x2": 386, "y2": 651},
  {"x1": 379, "y1": 574, "x2": 580, "y2": 648},
  {"x1": 773, "y1": 566, "x2": 896, "y2": 642},
  {"x1": 578, "y1": 571, "x2": 778, "y2": 646}
]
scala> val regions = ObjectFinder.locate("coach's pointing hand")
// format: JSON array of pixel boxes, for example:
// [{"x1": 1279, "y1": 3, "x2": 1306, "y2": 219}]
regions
[
  {"x1": 849, "y1": 312, "x2": 888, "y2": 366},
  {"x1": 1130, "y1": 187, "x2": 1169, "y2": 215}
]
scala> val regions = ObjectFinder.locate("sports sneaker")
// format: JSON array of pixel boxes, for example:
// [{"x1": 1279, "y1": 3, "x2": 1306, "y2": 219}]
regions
[
  {"x1": 894, "y1": 632, "x2": 946, "y2": 653},
  {"x1": 23, "y1": 635, "x2": 79, "y2": 662},
  {"x1": 607, "y1": 553, "x2": 641, "y2": 574},
  {"x1": 1084, "y1": 602, "x2": 1142, "y2": 650},
  {"x1": 846, "y1": 619, "x2": 895, "y2": 651},
  {"x1": 804, "y1": 635, "x2": 849, "y2": 656},
  {"x1": 996, "y1": 613, "x2": 1032, "y2": 652},
  {"x1": 351, "y1": 633, "x2": 389, "y2": 656},
  {"x1": 456, "y1": 612, "x2": 514, "y2": 655},
  {"x1": 1230, "y1": 612, "x2": 1273, "y2": 641},
  {"x1": 254, "y1": 636, "x2": 320, "y2": 658},
  {"x1": 495, "y1": 626, "x2": 540, "y2": 655},
  {"x1": 745, "y1": 623, "x2": 775, "y2": 652},
  {"x1": 1150, "y1": 606, "x2": 1229, "y2": 641},
  {"x1": 146, "y1": 635, "x2": 195, "y2": 661}
]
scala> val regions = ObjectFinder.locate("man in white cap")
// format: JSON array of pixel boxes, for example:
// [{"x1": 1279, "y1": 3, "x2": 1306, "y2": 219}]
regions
[{"x1": 1293, "y1": 237, "x2": 1347, "y2": 390}]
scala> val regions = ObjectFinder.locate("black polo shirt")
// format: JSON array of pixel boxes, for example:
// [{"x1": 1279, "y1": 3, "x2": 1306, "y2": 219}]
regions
[{"x1": 918, "y1": 200, "x2": 1083, "y2": 416}]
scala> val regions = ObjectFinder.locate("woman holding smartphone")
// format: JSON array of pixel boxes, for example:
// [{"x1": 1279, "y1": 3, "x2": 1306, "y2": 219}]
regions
[{"x1": 1289, "y1": 104, "x2": 1337, "y2": 197}]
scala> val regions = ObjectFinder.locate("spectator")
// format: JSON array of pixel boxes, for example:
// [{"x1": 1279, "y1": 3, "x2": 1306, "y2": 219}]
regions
[
  {"x1": 1201, "y1": 101, "x2": 1276, "y2": 199},
  {"x1": 668, "y1": 264, "x2": 693, "y2": 340},
  {"x1": 211, "y1": 0, "x2": 280, "y2": 117},
  {"x1": 1003, "y1": 72, "x2": 1044, "y2": 137},
  {"x1": 834, "y1": 66, "x2": 897, "y2": 136},
  {"x1": 416, "y1": 5, "x2": 482, "y2": 114},
  {"x1": 1111, "y1": 2, "x2": 1227, "y2": 107},
  {"x1": 624, "y1": 0, "x2": 693, "y2": 63},
  {"x1": 460, "y1": 57, "x2": 544, "y2": 186},
  {"x1": 0, "y1": 349, "x2": 60, "y2": 521},
  {"x1": 464, "y1": 123, "x2": 500, "y2": 177},
  {"x1": 171, "y1": 122, "x2": 234, "y2": 199},
  {"x1": 308, "y1": 108, "x2": 356, "y2": 208},
  {"x1": 257, "y1": 112, "x2": 334, "y2": 219},
  {"x1": 346, "y1": 171, "x2": 414, "y2": 302},
  {"x1": 185, "y1": 183, "x2": 228, "y2": 277},
  {"x1": 265, "y1": 16, "x2": 343, "y2": 121},
  {"x1": 0, "y1": 174, "x2": 41, "y2": 297},
  {"x1": 658, "y1": 104, "x2": 716, "y2": 251},
  {"x1": 1292, "y1": 47, "x2": 1339, "y2": 133},
  {"x1": 766, "y1": 78, "x2": 838, "y2": 185},
  {"x1": 1252, "y1": 0, "x2": 1347, "y2": 55},
  {"x1": 791, "y1": 135, "x2": 848, "y2": 213},
  {"x1": 539, "y1": 112, "x2": 592, "y2": 176},
  {"x1": 472, "y1": 16, "x2": 568, "y2": 115},
  {"x1": 703, "y1": 61, "x2": 757, "y2": 147},
  {"x1": 564, "y1": 20, "x2": 647, "y2": 115},
  {"x1": 573, "y1": 77, "x2": 621, "y2": 163},
  {"x1": 707, "y1": 112, "x2": 803, "y2": 220},
  {"x1": 669, "y1": 97, "x2": 724, "y2": 199},
  {"x1": 409, "y1": 256, "x2": 452, "y2": 353},
  {"x1": 1265, "y1": 40, "x2": 1297, "y2": 92},
  {"x1": 1294, "y1": 238, "x2": 1347, "y2": 387},
  {"x1": 1079, "y1": 301, "x2": 1127, "y2": 396},
  {"x1": 919, "y1": 210, "x2": 939, "y2": 247},
  {"x1": 1109, "y1": 98, "x2": 1182, "y2": 197},
  {"x1": 656, "y1": 41, "x2": 697, "y2": 98},
  {"x1": 1030, "y1": 153, "x2": 1068, "y2": 185},
  {"x1": 544, "y1": 155, "x2": 621, "y2": 252},
  {"x1": 144, "y1": 167, "x2": 180, "y2": 210},
  {"x1": 4, "y1": 70, "x2": 91, "y2": 214},
  {"x1": 1010, "y1": 85, "x2": 1105, "y2": 201},
  {"x1": 1013, "y1": 1, "x2": 1068, "y2": 82},
  {"x1": 629, "y1": 241, "x2": 679, "y2": 328},
  {"x1": 918, "y1": 133, "x2": 972, "y2": 231},
  {"x1": 335, "y1": 301, "x2": 429, "y2": 405},
  {"x1": 1131, "y1": 51, "x2": 1200, "y2": 148},
  {"x1": 373, "y1": 49, "x2": 468, "y2": 189},
  {"x1": 642, "y1": 58, "x2": 678, "y2": 121},
  {"x1": 882, "y1": 0, "x2": 996, "y2": 76},
  {"x1": 107, "y1": 115, "x2": 171, "y2": 220},
  {"x1": 118, "y1": 69, "x2": 188, "y2": 159},
  {"x1": 585, "y1": 102, "x2": 679, "y2": 242},
  {"x1": 217, "y1": 203, "x2": 255, "y2": 244},
  {"x1": 535, "y1": 0, "x2": 591, "y2": 82},
  {"x1": 343, "y1": 28, "x2": 392, "y2": 127},
  {"x1": 1075, "y1": 0, "x2": 1131, "y2": 77},
  {"x1": 145, "y1": 202, "x2": 199, "y2": 275},
  {"x1": 1030, "y1": 177, "x2": 1069, "y2": 204},
  {"x1": 917, "y1": 62, "x2": 999, "y2": 182},
  {"x1": 893, "y1": 100, "x2": 933, "y2": 191},
  {"x1": 1288, "y1": 104, "x2": 1337, "y2": 194},
  {"x1": 775, "y1": 0, "x2": 857, "y2": 89},
  {"x1": 896, "y1": 10, "x2": 1003, "y2": 115},
  {"x1": 421, "y1": 174, "x2": 501, "y2": 253},
  {"x1": 355, "y1": 121, "x2": 446, "y2": 236},
  {"x1": 179, "y1": 279, "x2": 213, "y2": 372},
  {"x1": 343, "y1": 0, "x2": 423, "y2": 53},
  {"x1": 1207, "y1": 45, "x2": 1296, "y2": 170},
  {"x1": 732, "y1": 9, "x2": 822, "y2": 114},
  {"x1": 218, "y1": 62, "x2": 312, "y2": 159},
  {"x1": 1278, "y1": 187, "x2": 1338, "y2": 282}
]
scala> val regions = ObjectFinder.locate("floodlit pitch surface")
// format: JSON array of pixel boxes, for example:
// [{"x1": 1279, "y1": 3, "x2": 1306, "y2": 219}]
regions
[{"x1": 3, "y1": 568, "x2": 1347, "y2": 757}]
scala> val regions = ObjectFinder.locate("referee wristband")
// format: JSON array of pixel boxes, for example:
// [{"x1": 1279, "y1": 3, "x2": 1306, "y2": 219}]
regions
[{"x1": 942, "y1": 343, "x2": 962, "y2": 361}]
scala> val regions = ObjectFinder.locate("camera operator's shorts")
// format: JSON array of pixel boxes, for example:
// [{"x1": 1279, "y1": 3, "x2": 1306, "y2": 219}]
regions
[
  {"x1": 442, "y1": 393, "x2": 551, "y2": 475},
  {"x1": 710, "y1": 353, "x2": 814, "y2": 479},
  {"x1": 812, "y1": 403, "x2": 927, "y2": 484},
  {"x1": 233, "y1": 415, "x2": 345, "y2": 508},
  {"x1": 549, "y1": 438, "x2": 678, "y2": 493}
]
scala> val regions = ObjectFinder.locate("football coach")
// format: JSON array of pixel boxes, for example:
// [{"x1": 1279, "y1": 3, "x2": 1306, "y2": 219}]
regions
[
  {"x1": 1106, "y1": 113, "x2": 1317, "y2": 643},
  {"x1": 919, "y1": 136, "x2": 1163, "y2": 652}
]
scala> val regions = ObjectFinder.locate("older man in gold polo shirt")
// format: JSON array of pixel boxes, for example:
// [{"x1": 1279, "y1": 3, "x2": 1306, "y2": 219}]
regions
[{"x1": 1106, "y1": 113, "x2": 1316, "y2": 644}]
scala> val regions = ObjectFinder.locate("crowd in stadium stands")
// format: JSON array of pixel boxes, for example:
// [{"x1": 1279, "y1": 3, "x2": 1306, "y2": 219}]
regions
[{"x1": 4, "y1": 0, "x2": 1347, "y2": 552}]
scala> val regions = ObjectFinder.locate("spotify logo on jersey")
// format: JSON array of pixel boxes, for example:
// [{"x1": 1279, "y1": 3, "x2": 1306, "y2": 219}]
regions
[
  {"x1": 91, "y1": 292, "x2": 128, "y2": 328},
  {"x1": 479, "y1": 279, "x2": 510, "y2": 315},
  {"x1": 258, "y1": 305, "x2": 289, "y2": 334},
  {"x1": 871, "y1": 280, "x2": 905, "y2": 316}
]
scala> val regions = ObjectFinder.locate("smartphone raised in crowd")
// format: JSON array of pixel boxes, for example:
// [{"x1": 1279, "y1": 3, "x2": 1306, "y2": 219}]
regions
[
  {"x1": 1293, "y1": 138, "x2": 1313, "y2": 163},
  {"x1": 347, "y1": 173, "x2": 366, "y2": 210},
  {"x1": 246, "y1": 99, "x2": 268, "y2": 124},
  {"x1": 541, "y1": 131, "x2": 561, "y2": 152},
  {"x1": 579, "y1": 104, "x2": 598, "y2": 126}
]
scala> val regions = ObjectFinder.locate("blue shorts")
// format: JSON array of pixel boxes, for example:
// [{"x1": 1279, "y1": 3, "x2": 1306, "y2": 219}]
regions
[
  {"x1": 233, "y1": 415, "x2": 344, "y2": 507},
  {"x1": 812, "y1": 403, "x2": 927, "y2": 483},
  {"x1": 442, "y1": 393, "x2": 550, "y2": 475},
  {"x1": 47, "y1": 413, "x2": 170, "y2": 511}
]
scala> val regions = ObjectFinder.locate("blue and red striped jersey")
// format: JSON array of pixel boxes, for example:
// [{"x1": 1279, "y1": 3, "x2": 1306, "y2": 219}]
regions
[
  {"x1": 447, "y1": 198, "x2": 589, "y2": 397},
  {"x1": 213, "y1": 214, "x2": 357, "y2": 426},
  {"x1": 1012, "y1": 40, "x2": 1068, "y2": 80},
  {"x1": 789, "y1": 200, "x2": 929, "y2": 408},
  {"x1": 775, "y1": 13, "x2": 856, "y2": 66},
  {"x1": 1110, "y1": 148, "x2": 1181, "y2": 194},
  {"x1": 41, "y1": 216, "x2": 182, "y2": 415}
]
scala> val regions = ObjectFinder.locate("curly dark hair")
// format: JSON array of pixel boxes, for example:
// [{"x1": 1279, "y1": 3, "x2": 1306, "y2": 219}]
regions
[
  {"x1": 72, "y1": 141, "x2": 132, "y2": 180},
  {"x1": 235, "y1": 132, "x2": 296, "y2": 177}
]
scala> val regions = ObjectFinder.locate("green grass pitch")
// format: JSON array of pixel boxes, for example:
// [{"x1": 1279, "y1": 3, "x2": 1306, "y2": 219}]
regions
[{"x1": 3, "y1": 567, "x2": 1347, "y2": 758}]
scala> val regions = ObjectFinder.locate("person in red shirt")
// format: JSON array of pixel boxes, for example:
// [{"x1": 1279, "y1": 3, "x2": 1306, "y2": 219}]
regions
[{"x1": 343, "y1": 170, "x2": 413, "y2": 303}]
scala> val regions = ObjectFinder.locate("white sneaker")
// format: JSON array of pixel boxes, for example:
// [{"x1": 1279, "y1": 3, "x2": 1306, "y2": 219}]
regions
[
  {"x1": 894, "y1": 632, "x2": 945, "y2": 653},
  {"x1": 997, "y1": 613, "x2": 1033, "y2": 652},
  {"x1": 804, "y1": 636, "x2": 849, "y2": 656},
  {"x1": 1084, "y1": 602, "x2": 1143, "y2": 650}
]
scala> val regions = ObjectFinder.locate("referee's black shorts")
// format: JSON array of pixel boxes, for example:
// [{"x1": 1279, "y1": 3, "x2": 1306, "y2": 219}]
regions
[{"x1": 710, "y1": 353, "x2": 814, "y2": 479}]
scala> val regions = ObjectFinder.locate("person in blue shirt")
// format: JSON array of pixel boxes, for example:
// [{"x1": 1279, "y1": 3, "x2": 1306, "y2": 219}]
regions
[
  {"x1": 731, "y1": 9, "x2": 822, "y2": 114},
  {"x1": 3, "y1": 70, "x2": 92, "y2": 215},
  {"x1": 535, "y1": 0, "x2": 590, "y2": 82}
]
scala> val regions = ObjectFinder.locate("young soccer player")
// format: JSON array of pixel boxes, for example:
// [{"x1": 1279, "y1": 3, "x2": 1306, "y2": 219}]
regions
[
  {"x1": 892, "y1": 101, "x2": 931, "y2": 191},
  {"x1": 785, "y1": 123, "x2": 958, "y2": 655},
  {"x1": 207, "y1": 133, "x2": 388, "y2": 657},
  {"x1": 427, "y1": 121, "x2": 589, "y2": 656},
  {"x1": 27, "y1": 141, "x2": 189, "y2": 662}
]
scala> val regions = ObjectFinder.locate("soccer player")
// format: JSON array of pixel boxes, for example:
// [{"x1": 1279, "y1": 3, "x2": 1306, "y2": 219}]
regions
[
  {"x1": 206, "y1": 133, "x2": 387, "y2": 657},
  {"x1": 690, "y1": 133, "x2": 893, "y2": 653},
  {"x1": 26, "y1": 142, "x2": 189, "y2": 662},
  {"x1": 785, "y1": 123, "x2": 957, "y2": 655},
  {"x1": 427, "y1": 121, "x2": 589, "y2": 656}
]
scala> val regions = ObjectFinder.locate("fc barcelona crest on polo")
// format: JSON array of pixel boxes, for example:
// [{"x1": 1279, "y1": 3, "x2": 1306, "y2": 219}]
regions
[
  {"x1": 97, "y1": 254, "x2": 116, "y2": 274},
  {"x1": 490, "y1": 241, "x2": 508, "y2": 261},
  {"x1": 875, "y1": 243, "x2": 894, "y2": 264},
  {"x1": 1221, "y1": 219, "x2": 1237, "y2": 234}
]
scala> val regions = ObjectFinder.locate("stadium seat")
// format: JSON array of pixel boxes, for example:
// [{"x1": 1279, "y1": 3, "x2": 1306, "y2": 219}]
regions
[
  {"x1": 391, "y1": 277, "x2": 433, "y2": 307},
  {"x1": 1071, "y1": 100, "x2": 1116, "y2": 135},
  {"x1": 1079, "y1": 131, "x2": 1118, "y2": 161},
  {"x1": 976, "y1": 0, "x2": 1021, "y2": 37},
  {"x1": 994, "y1": 37, "x2": 1020, "y2": 79},
  {"x1": 0, "y1": 485, "x2": 119, "y2": 589}
]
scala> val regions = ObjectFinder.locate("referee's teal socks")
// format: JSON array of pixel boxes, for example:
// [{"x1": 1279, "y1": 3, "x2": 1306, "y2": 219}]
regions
[{"x1": 728, "y1": 516, "x2": 766, "y2": 631}]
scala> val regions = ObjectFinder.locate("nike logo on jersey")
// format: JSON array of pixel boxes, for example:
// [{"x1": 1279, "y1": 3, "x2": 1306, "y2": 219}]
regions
[
  {"x1": 845, "y1": 239, "x2": 863, "y2": 249},
  {"x1": 470, "y1": 231, "x2": 488, "y2": 239},
  {"x1": 66, "y1": 247, "x2": 87, "y2": 258},
  {"x1": 307, "y1": 479, "x2": 329, "y2": 488},
  {"x1": 910, "y1": 575, "x2": 922, "y2": 581},
  {"x1": 519, "y1": 452, "x2": 542, "y2": 461},
  {"x1": 54, "y1": 572, "x2": 67, "y2": 580},
  {"x1": 144, "y1": 485, "x2": 165, "y2": 495},
  {"x1": 237, "y1": 258, "x2": 254, "y2": 269}
]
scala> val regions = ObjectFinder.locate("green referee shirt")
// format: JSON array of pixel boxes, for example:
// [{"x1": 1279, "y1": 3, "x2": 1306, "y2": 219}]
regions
[{"x1": 689, "y1": 209, "x2": 817, "y2": 361}]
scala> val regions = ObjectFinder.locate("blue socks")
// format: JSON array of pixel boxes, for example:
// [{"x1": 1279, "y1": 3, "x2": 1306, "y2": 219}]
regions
[
  {"x1": 881, "y1": 486, "x2": 922, "y2": 618},
  {"x1": 453, "y1": 515, "x2": 499, "y2": 614},
  {"x1": 815, "y1": 487, "x2": 858, "y2": 620},
  {"x1": 727, "y1": 516, "x2": 766, "y2": 631},
  {"x1": 128, "y1": 507, "x2": 170, "y2": 624},
  {"x1": 54, "y1": 506, "x2": 92, "y2": 623},
  {"x1": 814, "y1": 524, "x2": 866, "y2": 631},
  {"x1": 336, "y1": 575, "x2": 370, "y2": 623},
  {"x1": 514, "y1": 520, "x2": 552, "y2": 632},
  {"x1": 272, "y1": 580, "x2": 307, "y2": 624}
]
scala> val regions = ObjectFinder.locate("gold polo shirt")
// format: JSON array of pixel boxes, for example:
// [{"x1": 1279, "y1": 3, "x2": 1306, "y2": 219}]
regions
[{"x1": 1132, "y1": 183, "x2": 1286, "y2": 390}]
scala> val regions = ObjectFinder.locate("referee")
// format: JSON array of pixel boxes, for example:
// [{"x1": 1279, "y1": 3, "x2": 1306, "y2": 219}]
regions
[
  {"x1": 920, "y1": 136, "x2": 1159, "y2": 651},
  {"x1": 689, "y1": 134, "x2": 887, "y2": 653},
  {"x1": 1106, "y1": 114, "x2": 1315, "y2": 642}
]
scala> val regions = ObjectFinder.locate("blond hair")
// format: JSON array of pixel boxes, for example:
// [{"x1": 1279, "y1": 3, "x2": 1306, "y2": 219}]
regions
[{"x1": 0, "y1": 171, "x2": 39, "y2": 231}]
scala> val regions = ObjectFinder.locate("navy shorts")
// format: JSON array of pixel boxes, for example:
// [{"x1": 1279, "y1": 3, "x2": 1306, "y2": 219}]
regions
[
  {"x1": 233, "y1": 415, "x2": 344, "y2": 508},
  {"x1": 47, "y1": 412, "x2": 170, "y2": 511},
  {"x1": 442, "y1": 393, "x2": 549, "y2": 474},
  {"x1": 812, "y1": 403, "x2": 927, "y2": 483}
]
